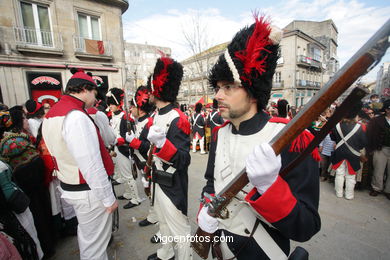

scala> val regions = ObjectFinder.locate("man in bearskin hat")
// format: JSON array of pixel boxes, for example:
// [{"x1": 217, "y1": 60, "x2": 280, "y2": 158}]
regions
[
  {"x1": 124, "y1": 85, "x2": 158, "y2": 227},
  {"x1": 42, "y1": 68, "x2": 118, "y2": 260},
  {"x1": 197, "y1": 16, "x2": 321, "y2": 259},
  {"x1": 106, "y1": 87, "x2": 142, "y2": 209},
  {"x1": 191, "y1": 102, "x2": 206, "y2": 154},
  {"x1": 146, "y1": 55, "x2": 192, "y2": 260},
  {"x1": 207, "y1": 99, "x2": 224, "y2": 133},
  {"x1": 330, "y1": 101, "x2": 367, "y2": 200}
]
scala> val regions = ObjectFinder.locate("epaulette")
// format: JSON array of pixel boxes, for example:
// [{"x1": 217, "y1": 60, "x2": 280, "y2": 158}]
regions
[
  {"x1": 212, "y1": 120, "x2": 230, "y2": 142},
  {"x1": 289, "y1": 129, "x2": 321, "y2": 162},
  {"x1": 269, "y1": 117, "x2": 290, "y2": 124},
  {"x1": 268, "y1": 118, "x2": 321, "y2": 161},
  {"x1": 173, "y1": 108, "x2": 191, "y2": 135},
  {"x1": 358, "y1": 122, "x2": 367, "y2": 132},
  {"x1": 146, "y1": 117, "x2": 154, "y2": 129}
]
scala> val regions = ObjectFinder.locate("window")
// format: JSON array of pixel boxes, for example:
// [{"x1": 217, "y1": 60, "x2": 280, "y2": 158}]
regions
[
  {"x1": 274, "y1": 72, "x2": 282, "y2": 83},
  {"x1": 20, "y1": 1, "x2": 52, "y2": 46},
  {"x1": 78, "y1": 13, "x2": 100, "y2": 40}
]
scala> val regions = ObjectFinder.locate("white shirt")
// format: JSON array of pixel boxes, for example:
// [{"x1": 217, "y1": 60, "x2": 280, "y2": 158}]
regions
[
  {"x1": 63, "y1": 110, "x2": 115, "y2": 207},
  {"x1": 28, "y1": 118, "x2": 42, "y2": 138},
  {"x1": 94, "y1": 111, "x2": 116, "y2": 147}
]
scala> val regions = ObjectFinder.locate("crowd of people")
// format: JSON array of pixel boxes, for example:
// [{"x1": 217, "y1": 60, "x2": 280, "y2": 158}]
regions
[{"x1": 0, "y1": 15, "x2": 389, "y2": 260}]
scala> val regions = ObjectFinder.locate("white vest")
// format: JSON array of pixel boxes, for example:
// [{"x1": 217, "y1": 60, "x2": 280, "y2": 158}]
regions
[
  {"x1": 110, "y1": 111, "x2": 124, "y2": 138},
  {"x1": 214, "y1": 122, "x2": 285, "y2": 236},
  {"x1": 153, "y1": 109, "x2": 180, "y2": 170},
  {"x1": 134, "y1": 117, "x2": 149, "y2": 163},
  {"x1": 42, "y1": 115, "x2": 83, "y2": 185}
]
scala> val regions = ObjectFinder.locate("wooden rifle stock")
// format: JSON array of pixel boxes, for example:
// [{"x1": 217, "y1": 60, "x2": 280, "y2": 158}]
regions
[
  {"x1": 143, "y1": 144, "x2": 155, "y2": 197},
  {"x1": 191, "y1": 19, "x2": 390, "y2": 259}
]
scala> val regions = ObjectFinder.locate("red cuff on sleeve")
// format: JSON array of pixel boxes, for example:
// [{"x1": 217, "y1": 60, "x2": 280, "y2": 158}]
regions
[
  {"x1": 245, "y1": 176, "x2": 297, "y2": 223},
  {"x1": 154, "y1": 139, "x2": 177, "y2": 162},
  {"x1": 117, "y1": 137, "x2": 125, "y2": 146},
  {"x1": 129, "y1": 138, "x2": 141, "y2": 150}
]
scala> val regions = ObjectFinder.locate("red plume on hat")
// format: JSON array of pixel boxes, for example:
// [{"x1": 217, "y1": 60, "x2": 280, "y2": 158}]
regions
[
  {"x1": 152, "y1": 50, "x2": 174, "y2": 98},
  {"x1": 234, "y1": 14, "x2": 272, "y2": 85},
  {"x1": 135, "y1": 88, "x2": 149, "y2": 108}
]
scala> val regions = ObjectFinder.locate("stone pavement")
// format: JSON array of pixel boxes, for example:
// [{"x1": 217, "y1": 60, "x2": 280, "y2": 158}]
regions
[{"x1": 53, "y1": 152, "x2": 390, "y2": 260}]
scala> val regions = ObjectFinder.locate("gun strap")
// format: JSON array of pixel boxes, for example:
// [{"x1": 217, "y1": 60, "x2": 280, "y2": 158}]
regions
[{"x1": 212, "y1": 219, "x2": 261, "y2": 260}]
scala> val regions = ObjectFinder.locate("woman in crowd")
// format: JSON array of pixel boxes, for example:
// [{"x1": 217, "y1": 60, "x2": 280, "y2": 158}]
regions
[{"x1": 0, "y1": 107, "x2": 55, "y2": 258}]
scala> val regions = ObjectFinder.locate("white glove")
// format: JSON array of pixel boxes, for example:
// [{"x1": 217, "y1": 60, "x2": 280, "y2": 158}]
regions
[
  {"x1": 198, "y1": 206, "x2": 218, "y2": 233},
  {"x1": 125, "y1": 131, "x2": 135, "y2": 143},
  {"x1": 147, "y1": 125, "x2": 167, "y2": 148},
  {"x1": 246, "y1": 143, "x2": 281, "y2": 194},
  {"x1": 141, "y1": 177, "x2": 149, "y2": 188}
]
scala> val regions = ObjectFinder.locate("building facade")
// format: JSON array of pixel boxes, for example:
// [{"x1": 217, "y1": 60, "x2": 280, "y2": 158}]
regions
[
  {"x1": 284, "y1": 20, "x2": 339, "y2": 83},
  {"x1": 123, "y1": 42, "x2": 171, "y2": 94},
  {"x1": 271, "y1": 29, "x2": 326, "y2": 106},
  {"x1": 375, "y1": 62, "x2": 390, "y2": 98},
  {"x1": 0, "y1": 0, "x2": 128, "y2": 106},
  {"x1": 179, "y1": 42, "x2": 228, "y2": 105}
]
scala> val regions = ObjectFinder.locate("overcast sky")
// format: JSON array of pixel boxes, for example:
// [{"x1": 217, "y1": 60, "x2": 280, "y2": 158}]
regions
[{"x1": 122, "y1": 0, "x2": 389, "y2": 82}]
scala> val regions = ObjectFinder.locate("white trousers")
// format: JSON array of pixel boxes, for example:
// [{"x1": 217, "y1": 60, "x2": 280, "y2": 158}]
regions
[
  {"x1": 61, "y1": 189, "x2": 112, "y2": 260},
  {"x1": 49, "y1": 178, "x2": 76, "y2": 220},
  {"x1": 154, "y1": 184, "x2": 192, "y2": 260},
  {"x1": 16, "y1": 208, "x2": 44, "y2": 259},
  {"x1": 192, "y1": 135, "x2": 205, "y2": 153},
  {"x1": 335, "y1": 161, "x2": 356, "y2": 199},
  {"x1": 371, "y1": 147, "x2": 390, "y2": 193},
  {"x1": 112, "y1": 147, "x2": 141, "y2": 204}
]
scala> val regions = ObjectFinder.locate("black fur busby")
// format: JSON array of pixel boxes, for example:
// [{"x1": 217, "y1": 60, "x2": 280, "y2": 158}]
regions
[
  {"x1": 212, "y1": 99, "x2": 218, "y2": 109},
  {"x1": 209, "y1": 15, "x2": 281, "y2": 110},
  {"x1": 277, "y1": 99, "x2": 289, "y2": 118},
  {"x1": 345, "y1": 101, "x2": 363, "y2": 119},
  {"x1": 106, "y1": 87, "x2": 124, "y2": 106},
  {"x1": 195, "y1": 102, "x2": 203, "y2": 113},
  {"x1": 132, "y1": 85, "x2": 154, "y2": 113},
  {"x1": 148, "y1": 55, "x2": 183, "y2": 103}
]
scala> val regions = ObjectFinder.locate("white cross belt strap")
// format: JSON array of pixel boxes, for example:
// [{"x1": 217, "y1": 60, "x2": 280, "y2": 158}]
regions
[
  {"x1": 210, "y1": 111, "x2": 222, "y2": 127},
  {"x1": 193, "y1": 114, "x2": 204, "y2": 129},
  {"x1": 237, "y1": 206, "x2": 288, "y2": 260},
  {"x1": 335, "y1": 123, "x2": 361, "y2": 157}
]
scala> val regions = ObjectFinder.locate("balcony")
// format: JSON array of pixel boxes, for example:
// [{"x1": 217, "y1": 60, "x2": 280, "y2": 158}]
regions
[
  {"x1": 273, "y1": 81, "x2": 284, "y2": 88},
  {"x1": 73, "y1": 36, "x2": 113, "y2": 60},
  {"x1": 13, "y1": 27, "x2": 63, "y2": 55},
  {"x1": 296, "y1": 79, "x2": 321, "y2": 89},
  {"x1": 297, "y1": 55, "x2": 322, "y2": 70}
]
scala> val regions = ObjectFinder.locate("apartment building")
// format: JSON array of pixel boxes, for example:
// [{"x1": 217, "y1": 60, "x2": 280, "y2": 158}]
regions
[
  {"x1": 0, "y1": 0, "x2": 128, "y2": 106},
  {"x1": 180, "y1": 42, "x2": 228, "y2": 105},
  {"x1": 272, "y1": 29, "x2": 326, "y2": 106},
  {"x1": 375, "y1": 62, "x2": 390, "y2": 98},
  {"x1": 124, "y1": 42, "x2": 171, "y2": 93}
]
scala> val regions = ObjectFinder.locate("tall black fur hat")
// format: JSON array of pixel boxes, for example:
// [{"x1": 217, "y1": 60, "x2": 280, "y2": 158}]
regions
[
  {"x1": 106, "y1": 87, "x2": 124, "y2": 106},
  {"x1": 148, "y1": 53, "x2": 183, "y2": 103},
  {"x1": 209, "y1": 15, "x2": 282, "y2": 110},
  {"x1": 132, "y1": 85, "x2": 154, "y2": 113}
]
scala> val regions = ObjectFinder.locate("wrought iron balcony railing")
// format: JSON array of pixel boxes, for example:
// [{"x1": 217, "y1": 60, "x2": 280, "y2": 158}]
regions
[{"x1": 14, "y1": 27, "x2": 63, "y2": 50}]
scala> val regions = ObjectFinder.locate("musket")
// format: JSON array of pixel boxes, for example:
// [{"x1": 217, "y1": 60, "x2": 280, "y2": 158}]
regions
[
  {"x1": 192, "y1": 19, "x2": 390, "y2": 259},
  {"x1": 144, "y1": 144, "x2": 155, "y2": 198},
  {"x1": 122, "y1": 83, "x2": 138, "y2": 179}
]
